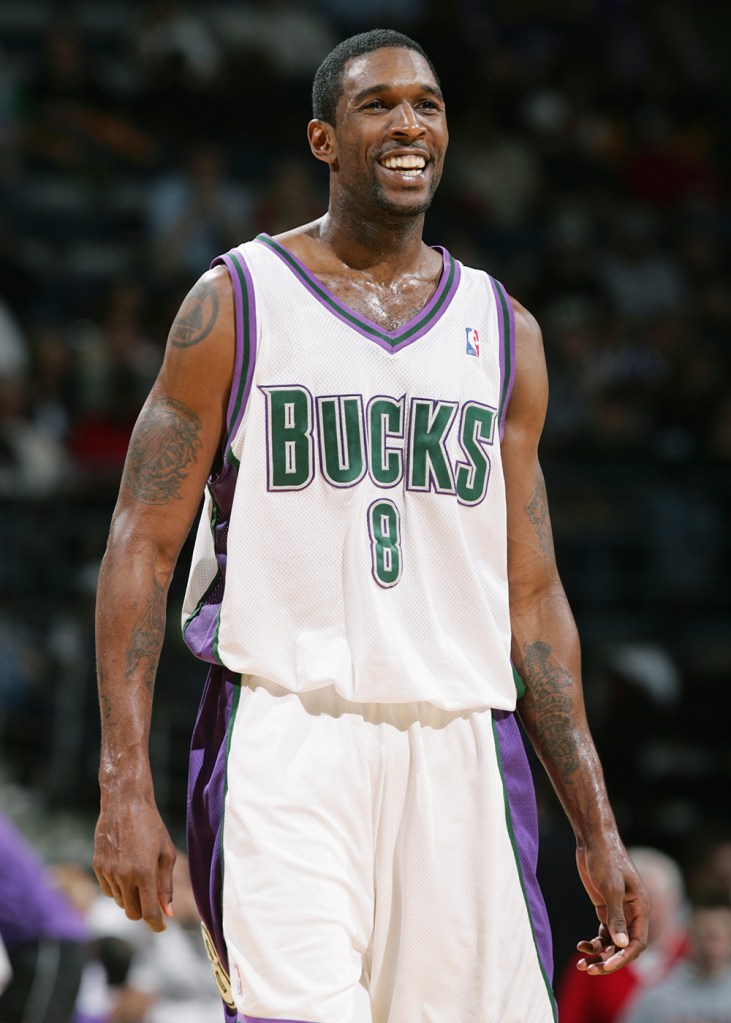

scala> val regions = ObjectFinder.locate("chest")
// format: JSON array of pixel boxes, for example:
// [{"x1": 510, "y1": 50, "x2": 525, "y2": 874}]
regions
[{"x1": 315, "y1": 270, "x2": 442, "y2": 332}]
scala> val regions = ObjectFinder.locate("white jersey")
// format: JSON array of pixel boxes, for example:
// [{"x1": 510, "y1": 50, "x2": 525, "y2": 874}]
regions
[{"x1": 182, "y1": 234, "x2": 519, "y2": 711}]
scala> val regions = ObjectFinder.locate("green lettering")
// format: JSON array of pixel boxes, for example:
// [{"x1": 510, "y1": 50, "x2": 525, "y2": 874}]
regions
[
  {"x1": 317, "y1": 396, "x2": 366, "y2": 486},
  {"x1": 262, "y1": 386, "x2": 313, "y2": 490},
  {"x1": 407, "y1": 399, "x2": 457, "y2": 493}
]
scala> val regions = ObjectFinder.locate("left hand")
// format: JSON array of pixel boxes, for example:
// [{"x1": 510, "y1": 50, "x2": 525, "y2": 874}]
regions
[{"x1": 574, "y1": 844, "x2": 650, "y2": 974}]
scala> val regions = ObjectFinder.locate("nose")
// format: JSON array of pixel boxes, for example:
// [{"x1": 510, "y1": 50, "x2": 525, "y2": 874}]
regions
[{"x1": 387, "y1": 101, "x2": 426, "y2": 141}]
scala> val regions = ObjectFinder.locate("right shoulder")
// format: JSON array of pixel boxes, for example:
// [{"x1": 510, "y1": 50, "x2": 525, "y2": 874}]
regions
[
  {"x1": 155, "y1": 265, "x2": 236, "y2": 418},
  {"x1": 167, "y1": 264, "x2": 235, "y2": 352}
]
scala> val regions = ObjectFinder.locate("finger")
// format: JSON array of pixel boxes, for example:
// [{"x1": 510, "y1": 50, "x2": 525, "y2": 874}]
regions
[
  {"x1": 139, "y1": 878, "x2": 166, "y2": 932},
  {"x1": 586, "y1": 947, "x2": 627, "y2": 974},
  {"x1": 94, "y1": 869, "x2": 114, "y2": 899},
  {"x1": 157, "y1": 845, "x2": 176, "y2": 918},
  {"x1": 606, "y1": 900, "x2": 629, "y2": 949},
  {"x1": 578, "y1": 945, "x2": 616, "y2": 971},
  {"x1": 576, "y1": 937, "x2": 605, "y2": 954}
]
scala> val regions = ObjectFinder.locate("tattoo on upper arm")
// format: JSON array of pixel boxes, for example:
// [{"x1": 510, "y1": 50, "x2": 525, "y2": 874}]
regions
[
  {"x1": 525, "y1": 472, "x2": 555, "y2": 559},
  {"x1": 124, "y1": 578, "x2": 166, "y2": 693},
  {"x1": 518, "y1": 640, "x2": 579, "y2": 783},
  {"x1": 170, "y1": 281, "x2": 219, "y2": 348},
  {"x1": 123, "y1": 398, "x2": 202, "y2": 505}
]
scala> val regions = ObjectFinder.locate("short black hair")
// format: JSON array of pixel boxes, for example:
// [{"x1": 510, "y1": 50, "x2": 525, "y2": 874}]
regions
[{"x1": 312, "y1": 28, "x2": 440, "y2": 126}]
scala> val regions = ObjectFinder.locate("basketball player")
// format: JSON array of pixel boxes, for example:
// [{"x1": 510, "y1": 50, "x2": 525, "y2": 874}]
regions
[{"x1": 93, "y1": 29, "x2": 650, "y2": 1023}]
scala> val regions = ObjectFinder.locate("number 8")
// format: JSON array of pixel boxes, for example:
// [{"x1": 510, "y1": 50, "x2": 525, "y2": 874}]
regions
[{"x1": 368, "y1": 499, "x2": 402, "y2": 588}]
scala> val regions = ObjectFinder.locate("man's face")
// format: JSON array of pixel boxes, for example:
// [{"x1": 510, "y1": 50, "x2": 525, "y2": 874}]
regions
[
  {"x1": 330, "y1": 47, "x2": 448, "y2": 219},
  {"x1": 690, "y1": 907, "x2": 731, "y2": 976}
]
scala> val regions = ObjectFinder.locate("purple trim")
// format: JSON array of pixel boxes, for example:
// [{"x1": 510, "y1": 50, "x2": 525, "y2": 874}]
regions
[
  {"x1": 493, "y1": 709, "x2": 554, "y2": 983},
  {"x1": 182, "y1": 463, "x2": 239, "y2": 663},
  {"x1": 187, "y1": 666, "x2": 240, "y2": 1023},
  {"x1": 241, "y1": 1017, "x2": 319, "y2": 1023},
  {"x1": 211, "y1": 249, "x2": 258, "y2": 450},
  {"x1": 256, "y1": 235, "x2": 461, "y2": 354},
  {"x1": 488, "y1": 276, "x2": 516, "y2": 441}
]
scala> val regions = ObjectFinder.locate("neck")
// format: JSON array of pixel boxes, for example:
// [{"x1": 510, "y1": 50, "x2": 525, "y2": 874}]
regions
[{"x1": 318, "y1": 199, "x2": 428, "y2": 277}]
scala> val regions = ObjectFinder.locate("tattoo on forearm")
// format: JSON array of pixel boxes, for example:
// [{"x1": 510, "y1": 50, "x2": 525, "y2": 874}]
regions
[
  {"x1": 98, "y1": 670, "x2": 115, "y2": 724},
  {"x1": 123, "y1": 398, "x2": 202, "y2": 504},
  {"x1": 170, "y1": 281, "x2": 219, "y2": 348},
  {"x1": 124, "y1": 578, "x2": 166, "y2": 692},
  {"x1": 525, "y1": 473, "x2": 555, "y2": 559},
  {"x1": 519, "y1": 640, "x2": 579, "y2": 783}
]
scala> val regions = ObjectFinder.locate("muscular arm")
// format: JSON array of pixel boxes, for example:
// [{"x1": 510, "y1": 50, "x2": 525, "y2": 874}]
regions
[
  {"x1": 93, "y1": 268, "x2": 235, "y2": 931},
  {"x1": 503, "y1": 300, "x2": 649, "y2": 973}
]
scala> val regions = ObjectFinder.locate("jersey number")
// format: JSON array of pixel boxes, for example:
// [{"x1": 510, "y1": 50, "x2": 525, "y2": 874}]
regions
[{"x1": 368, "y1": 500, "x2": 402, "y2": 588}]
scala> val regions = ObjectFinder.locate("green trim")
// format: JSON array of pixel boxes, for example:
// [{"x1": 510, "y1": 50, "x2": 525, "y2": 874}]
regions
[
  {"x1": 257, "y1": 234, "x2": 455, "y2": 349},
  {"x1": 212, "y1": 606, "x2": 223, "y2": 665},
  {"x1": 512, "y1": 664, "x2": 526, "y2": 700},
  {"x1": 225, "y1": 253, "x2": 251, "y2": 457},
  {"x1": 495, "y1": 281, "x2": 513, "y2": 424},
  {"x1": 220, "y1": 677, "x2": 242, "y2": 923},
  {"x1": 492, "y1": 718, "x2": 558, "y2": 1022}
]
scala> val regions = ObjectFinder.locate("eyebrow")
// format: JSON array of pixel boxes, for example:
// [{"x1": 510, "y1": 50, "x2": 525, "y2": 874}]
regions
[{"x1": 350, "y1": 82, "x2": 444, "y2": 105}]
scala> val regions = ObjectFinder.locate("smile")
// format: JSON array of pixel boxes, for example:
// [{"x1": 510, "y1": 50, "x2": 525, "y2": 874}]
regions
[{"x1": 378, "y1": 153, "x2": 428, "y2": 177}]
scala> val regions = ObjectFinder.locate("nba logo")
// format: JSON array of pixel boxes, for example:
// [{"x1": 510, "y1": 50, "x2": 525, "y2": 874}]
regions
[{"x1": 465, "y1": 327, "x2": 480, "y2": 357}]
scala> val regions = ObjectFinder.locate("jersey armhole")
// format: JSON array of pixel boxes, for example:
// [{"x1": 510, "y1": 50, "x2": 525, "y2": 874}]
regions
[
  {"x1": 210, "y1": 247, "x2": 258, "y2": 469},
  {"x1": 487, "y1": 275, "x2": 517, "y2": 440}
]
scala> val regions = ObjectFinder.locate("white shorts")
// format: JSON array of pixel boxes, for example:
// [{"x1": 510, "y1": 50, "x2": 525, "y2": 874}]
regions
[{"x1": 218, "y1": 675, "x2": 556, "y2": 1023}]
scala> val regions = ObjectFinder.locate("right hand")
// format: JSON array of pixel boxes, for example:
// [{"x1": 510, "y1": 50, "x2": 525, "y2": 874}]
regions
[{"x1": 93, "y1": 794, "x2": 177, "y2": 933}]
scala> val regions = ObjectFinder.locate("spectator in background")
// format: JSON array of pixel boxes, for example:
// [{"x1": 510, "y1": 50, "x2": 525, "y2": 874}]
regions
[
  {"x1": 685, "y1": 828, "x2": 731, "y2": 904},
  {"x1": 558, "y1": 847, "x2": 688, "y2": 1023},
  {"x1": 0, "y1": 298, "x2": 27, "y2": 379},
  {"x1": 621, "y1": 892, "x2": 731, "y2": 1023},
  {"x1": 80, "y1": 853, "x2": 223, "y2": 1023},
  {"x1": 19, "y1": 20, "x2": 153, "y2": 175},
  {"x1": 0, "y1": 811, "x2": 87, "y2": 1023},
  {"x1": 146, "y1": 142, "x2": 252, "y2": 285},
  {"x1": 0, "y1": 368, "x2": 70, "y2": 496},
  {"x1": 250, "y1": 157, "x2": 326, "y2": 238}
]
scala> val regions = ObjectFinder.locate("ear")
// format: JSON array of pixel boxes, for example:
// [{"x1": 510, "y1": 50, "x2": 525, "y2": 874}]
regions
[{"x1": 308, "y1": 119, "x2": 338, "y2": 167}]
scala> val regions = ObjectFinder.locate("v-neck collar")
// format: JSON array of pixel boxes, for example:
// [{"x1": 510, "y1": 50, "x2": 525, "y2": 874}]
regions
[{"x1": 255, "y1": 232, "x2": 461, "y2": 353}]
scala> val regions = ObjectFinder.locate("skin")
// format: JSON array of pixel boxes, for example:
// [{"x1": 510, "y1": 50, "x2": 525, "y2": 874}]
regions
[{"x1": 93, "y1": 45, "x2": 650, "y2": 971}]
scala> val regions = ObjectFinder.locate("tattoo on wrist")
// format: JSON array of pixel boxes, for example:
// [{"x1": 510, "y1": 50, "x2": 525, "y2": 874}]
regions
[
  {"x1": 124, "y1": 578, "x2": 166, "y2": 692},
  {"x1": 525, "y1": 473, "x2": 555, "y2": 559},
  {"x1": 519, "y1": 640, "x2": 579, "y2": 783},
  {"x1": 170, "y1": 281, "x2": 219, "y2": 348},
  {"x1": 123, "y1": 398, "x2": 202, "y2": 504}
]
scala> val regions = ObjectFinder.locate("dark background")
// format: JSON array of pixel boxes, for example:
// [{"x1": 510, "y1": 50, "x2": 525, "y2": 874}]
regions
[{"x1": 0, "y1": 0, "x2": 729, "y2": 983}]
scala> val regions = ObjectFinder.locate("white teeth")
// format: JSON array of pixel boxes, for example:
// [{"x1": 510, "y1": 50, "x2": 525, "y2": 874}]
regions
[{"x1": 381, "y1": 154, "x2": 426, "y2": 171}]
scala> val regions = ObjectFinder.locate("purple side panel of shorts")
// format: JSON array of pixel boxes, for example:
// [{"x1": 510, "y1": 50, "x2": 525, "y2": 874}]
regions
[
  {"x1": 187, "y1": 663, "x2": 239, "y2": 1023},
  {"x1": 492, "y1": 709, "x2": 555, "y2": 983}
]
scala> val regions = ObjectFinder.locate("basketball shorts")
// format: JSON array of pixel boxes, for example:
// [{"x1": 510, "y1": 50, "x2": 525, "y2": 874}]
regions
[{"x1": 187, "y1": 668, "x2": 556, "y2": 1023}]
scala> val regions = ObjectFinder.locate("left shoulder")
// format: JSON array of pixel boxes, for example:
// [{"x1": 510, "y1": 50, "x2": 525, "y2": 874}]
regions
[
  {"x1": 509, "y1": 295, "x2": 544, "y2": 360},
  {"x1": 503, "y1": 294, "x2": 548, "y2": 437}
]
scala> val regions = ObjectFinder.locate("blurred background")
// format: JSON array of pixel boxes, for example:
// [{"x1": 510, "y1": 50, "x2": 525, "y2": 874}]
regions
[{"x1": 0, "y1": 0, "x2": 729, "y2": 1005}]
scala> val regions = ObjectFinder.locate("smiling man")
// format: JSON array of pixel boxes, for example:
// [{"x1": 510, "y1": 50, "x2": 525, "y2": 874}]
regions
[{"x1": 93, "y1": 28, "x2": 649, "y2": 1023}]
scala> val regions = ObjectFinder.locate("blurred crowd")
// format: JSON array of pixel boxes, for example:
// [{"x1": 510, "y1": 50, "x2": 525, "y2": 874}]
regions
[
  {"x1": 0, "y1": 1, "x2": 730, "y2": 1017},
  {"x1": 3, "y1": 805, "x2": 731, "y2": 1023}
]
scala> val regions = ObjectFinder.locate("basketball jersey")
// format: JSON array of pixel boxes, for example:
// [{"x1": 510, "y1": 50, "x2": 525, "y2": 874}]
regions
[{"x1": 181, "y1": 234, "x2": 519, "y2": 712}]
